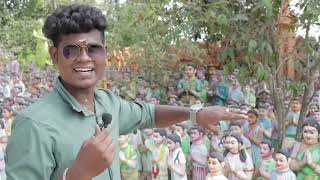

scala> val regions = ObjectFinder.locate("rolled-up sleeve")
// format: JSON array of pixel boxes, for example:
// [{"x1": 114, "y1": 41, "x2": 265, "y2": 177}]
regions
[
  {"x1": 118, "y1": 99, "x2": 155, "y2": 135},
  {"x1": 5, "y1": 116, "x2": 55, "y2": 180}
]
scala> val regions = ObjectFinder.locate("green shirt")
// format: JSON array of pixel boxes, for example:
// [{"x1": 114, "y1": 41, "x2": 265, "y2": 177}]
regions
[{"x1": 5, "y1": 77, "x2": 155, "y2": 180}]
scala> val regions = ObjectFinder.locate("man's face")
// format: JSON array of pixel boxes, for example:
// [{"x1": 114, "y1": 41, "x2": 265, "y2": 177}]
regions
[
  {"x1": 49, "y1": 30, "x2": 106, "y2": 90},
  {"x1": 185, "y1": 66, "x2": 196, "y2": 78},
  {"x1": 260, "y1": 143, "x2": 272, "y2": 158},
  {"x1": 208, "y1": 157, "x2": 223, "y2": 174},
  {"x1": 275, "y1": 153, "x2": 289, "y2": 172}
]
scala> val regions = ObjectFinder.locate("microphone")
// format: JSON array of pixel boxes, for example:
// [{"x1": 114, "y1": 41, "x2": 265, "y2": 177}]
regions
[
  {"x1": 97, "y1": 113, "x2": 112, "y2": 130},
  {"x1": 100, "y1": 113, "x2": 114, "y2": 180},
  {"x1": 102, "y1": 113, "x2": 112, "y2": 129}
]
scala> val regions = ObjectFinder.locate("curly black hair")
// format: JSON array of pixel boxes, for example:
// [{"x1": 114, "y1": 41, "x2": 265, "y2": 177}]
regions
[{"x1": 43, "y1": 4, "x2": 107, "y2": 47}]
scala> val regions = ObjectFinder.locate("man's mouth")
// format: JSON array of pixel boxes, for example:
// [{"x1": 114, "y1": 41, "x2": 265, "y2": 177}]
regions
[{"x1": 74, "y1": 67, "x2": 94, "y2": 72}]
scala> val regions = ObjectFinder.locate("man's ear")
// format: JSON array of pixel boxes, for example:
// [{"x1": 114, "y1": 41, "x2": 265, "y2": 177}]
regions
[
  {"x1": 221, "y1": 162, "x2": 225, "y2": 168},
  {"x1": 49, "y1": 46, "x2": 58, "y2": 65},
  {"x1": 288, "y1": 157, "x2": 292, "y2": 164}
]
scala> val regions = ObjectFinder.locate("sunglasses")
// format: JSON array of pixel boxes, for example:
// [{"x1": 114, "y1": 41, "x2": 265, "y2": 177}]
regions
[{"x1": 62, "y1": 44, "x2": 107, "y2": 60}]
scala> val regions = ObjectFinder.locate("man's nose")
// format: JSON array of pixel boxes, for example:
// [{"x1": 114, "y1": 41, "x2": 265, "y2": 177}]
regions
[{"x1": 78, "y1": 48, "x2": 92, "y2": 62}]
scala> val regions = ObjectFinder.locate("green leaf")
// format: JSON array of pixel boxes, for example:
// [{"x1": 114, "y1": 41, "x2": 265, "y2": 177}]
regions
[
  {"x1": 233, "y1": 14, "x2": 249, "y2": 21},
  {"x1": 217, "y1": 14, "x2": 228, "y2": 26}
]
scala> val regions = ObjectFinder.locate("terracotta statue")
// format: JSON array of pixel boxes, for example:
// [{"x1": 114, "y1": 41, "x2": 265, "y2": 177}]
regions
[
  {"x1": 177, "y1": 64, "x2": 202, "y2": 105},
  {"x1": 205, "y1": 152, "x2": 227, "y2": 180},
  {"x1": 257, "y1": 140, "x2": 276, "y2": 180},
  {"x1": 209, "y1": 71, "x2": 229, "y2": 106},
  {"x1": 290, "y1": 119, "x2": 320, "y2": 179},
  {"x1": 270, "y1": 149, "x2": 296, "y2": 180},
  {"x1": 166, "y1": 133, "x2": 188, "y2": 180},
  {"x1": 190, "y1": 125, "x2": 208, "y2": 180},
  {"x1": 119, "y1": 135, "x2": 139, "y2": 180},
  {"x1": 224, "y1": 132, "x2": 254, "y2": 180},
  {"x1": 148, "y1": 129, "x2": 169, "y2": 180}
]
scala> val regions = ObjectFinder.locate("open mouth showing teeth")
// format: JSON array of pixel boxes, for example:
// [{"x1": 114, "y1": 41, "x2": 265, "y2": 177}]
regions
[{"x1": 74, "y1": 68, "x2": 94, "y2": 72}]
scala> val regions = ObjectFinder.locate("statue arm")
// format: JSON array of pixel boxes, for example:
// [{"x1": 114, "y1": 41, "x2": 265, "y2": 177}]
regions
[
  {"x1": 234, "y1": 170, "x2": 253, "y2": 180},
  {"x1": 290, "y1": 143, "x2": 305, "y2": 171},
  {"x1": 169, "y1": 161, "x2": 186, "y2": 176}
]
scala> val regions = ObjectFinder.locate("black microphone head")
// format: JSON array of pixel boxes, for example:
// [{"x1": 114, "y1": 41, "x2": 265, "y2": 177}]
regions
[{"x1": 102, "y1": 113, "x2": 112, "y2": 128}]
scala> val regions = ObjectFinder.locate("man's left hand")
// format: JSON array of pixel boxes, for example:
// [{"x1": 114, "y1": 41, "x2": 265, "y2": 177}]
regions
[{"x1": 197, "y1": 106, "x2": 248, "y2": 132}]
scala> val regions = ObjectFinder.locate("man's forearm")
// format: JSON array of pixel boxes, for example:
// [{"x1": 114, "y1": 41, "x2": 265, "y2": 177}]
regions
[{"x1": 155, "y1": 105, "x2": 189, "y2": 128}]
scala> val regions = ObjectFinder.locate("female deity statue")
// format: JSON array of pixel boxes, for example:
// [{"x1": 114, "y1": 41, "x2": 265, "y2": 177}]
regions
[{"x1": 290, "y1": 119, "x2": 320, "y2": 179}]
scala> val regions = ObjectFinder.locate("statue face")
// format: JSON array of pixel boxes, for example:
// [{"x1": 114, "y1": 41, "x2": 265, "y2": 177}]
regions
[
  {"x1": 309, "y1": 105, "x2": 318, "y2": 115},
  {"x1": 150, "y1": 81, "x2": 157, "y2": 89},
  {"x1": 291, "y1": 100, "x2": 301, "y2": 112},
  {"x1": 259, "y1": 108, "x2": 268, "y2": 117},
  {"x1": 190, "y1": 129, "x2": 202, "y2": 142},
  {"x1": 302, "y1": 125, "x2": 319, "y2": 145},
  {"x1": 196, "y1": 71, "x2": 205, "y2": 80},
  {"x1": 167, "y1": 138, "x2": 176, "y2": 151},
  {"x1": 247, "y1": 113, "x2": 258, "y2": 125},
  {"x1": 174, "y1": 126, "x2": 184, "y2": 137},
  {"x1": 149, "y1": 97, "x2": 159, "y2": 105},
  {"x1": 153, "y1": 132, "x2": 164, "y2": 145},
  {"x1": 275, "y1": 153, "x2": 289, "y2": 172},
  {"x1": 230, "y1": 125, "x2": 242, "y2": 135},
  {"x1": 315, "y1": 112, "x2": 320, "y2": 122},
  {"x1": 260, "y1": 143, "x2": 273, "y2": 158},
  {"x1": 118, "y1": 135, "x2": 128, "y2": 145},
  {"x1": 185, "y1": 66, "x2": 196, "y2": 78},
  {"x1": 143, "y1": 129, "x2": 153, "y2": 136},
  {"x1": 225, "y1": 136, "x2": 240, "y2": 154},
  {"x1": 208, "y1": 157, "x2": 223, "y2": 174}
]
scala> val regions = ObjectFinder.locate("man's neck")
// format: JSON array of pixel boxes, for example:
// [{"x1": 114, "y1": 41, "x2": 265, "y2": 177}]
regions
[{"x1": 62, "y1": 81, "x2": 96, "y2": 111}]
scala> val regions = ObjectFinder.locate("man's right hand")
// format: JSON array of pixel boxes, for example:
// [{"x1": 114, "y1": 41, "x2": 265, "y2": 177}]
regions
[{"x1": 67, "y1": 125, "x2": 115, "y2": 180}]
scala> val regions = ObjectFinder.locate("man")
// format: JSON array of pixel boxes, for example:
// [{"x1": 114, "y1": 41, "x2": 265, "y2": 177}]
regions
[{"x1": 5, "y1": 4, "x2": 247, "y2": 180}]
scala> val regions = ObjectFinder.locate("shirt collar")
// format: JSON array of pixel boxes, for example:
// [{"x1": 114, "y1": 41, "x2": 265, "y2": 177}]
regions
[{"x1": 53, "y1": 76, "x2": 96, "y2": 116}]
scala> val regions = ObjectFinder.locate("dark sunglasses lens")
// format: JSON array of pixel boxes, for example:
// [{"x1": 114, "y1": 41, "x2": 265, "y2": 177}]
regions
[
  {"x1": 88, "y1": 44, "x2": 106, "y2": 59},
  {"x1": 63, "y1": 45, "x2": 79, "y2": 60}
]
